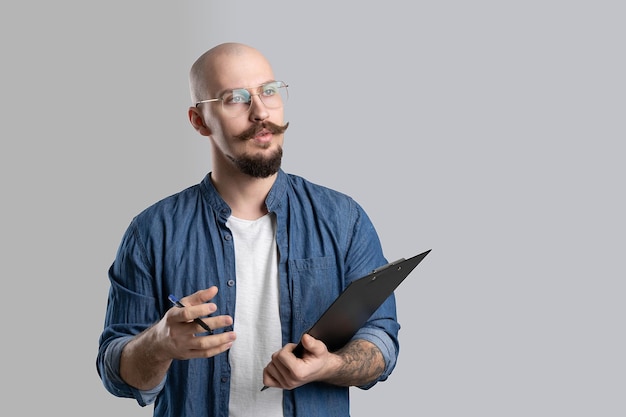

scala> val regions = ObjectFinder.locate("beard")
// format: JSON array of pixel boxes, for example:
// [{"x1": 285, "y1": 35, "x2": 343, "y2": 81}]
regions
[
  {"x1": 229, "y1": 121, "x2": 289, "y2": 178},
  {"x1": 229, "y1": 146, "x2": 283, "y2": 178}
]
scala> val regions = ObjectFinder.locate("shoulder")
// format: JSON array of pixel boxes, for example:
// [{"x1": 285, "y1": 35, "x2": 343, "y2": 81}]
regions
[
  {"x1": 131, "y1": 183, "x2": 203, "y2": 228},
  {"x1": 284, "y1": 172, "x2": 355, "y2": 204},
  {"x1": 280, "y1": 172, "x2": 373, "y2": 226}
]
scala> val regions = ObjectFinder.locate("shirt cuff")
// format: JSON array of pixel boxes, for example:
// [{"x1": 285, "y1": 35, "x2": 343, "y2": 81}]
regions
[
  {"x1": 104, "y1": 336, "x2": 167, "y2": 406},
  {"x1": 352, "y1": 327, "x2": 398, "y2": 389}
]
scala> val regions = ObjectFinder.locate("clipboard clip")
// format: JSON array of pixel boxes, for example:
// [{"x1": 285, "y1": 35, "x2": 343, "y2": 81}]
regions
[{"x1": 371, "y1": 258, "x2": 406, "y2": 274}]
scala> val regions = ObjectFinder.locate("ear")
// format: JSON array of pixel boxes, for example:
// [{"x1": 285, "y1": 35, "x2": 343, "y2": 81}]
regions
[{"x1": 188, "y1": 107, "x2": 212, "y2": 136}]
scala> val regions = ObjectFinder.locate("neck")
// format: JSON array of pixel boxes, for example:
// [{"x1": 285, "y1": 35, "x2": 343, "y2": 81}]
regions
[{"x1": 210, "y1": 168, "x2": 277, "y2": 220}]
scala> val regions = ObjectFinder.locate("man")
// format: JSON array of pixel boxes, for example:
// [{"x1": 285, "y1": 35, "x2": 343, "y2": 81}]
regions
[{"x1": 97, "y1": 42, "x2": 401, "y2": 417}]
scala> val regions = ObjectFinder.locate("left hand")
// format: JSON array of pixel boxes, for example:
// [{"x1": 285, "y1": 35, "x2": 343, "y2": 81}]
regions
[{"x1": 262, "y1": 334, "x2": 337, "y2": 390}]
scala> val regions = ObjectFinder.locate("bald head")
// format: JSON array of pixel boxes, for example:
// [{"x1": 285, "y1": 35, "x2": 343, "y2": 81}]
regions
[{"x1": 189, "y1": 43, "x2": 275, "y2": 104}]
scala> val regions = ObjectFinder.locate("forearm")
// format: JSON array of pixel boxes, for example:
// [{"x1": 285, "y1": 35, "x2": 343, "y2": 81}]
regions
[
  {"x1": 120, "y1": 326, "x2": 173, "y2": 390},
  {"x1": 321, "y1": 339, "x2": 385, "y2": 387}
]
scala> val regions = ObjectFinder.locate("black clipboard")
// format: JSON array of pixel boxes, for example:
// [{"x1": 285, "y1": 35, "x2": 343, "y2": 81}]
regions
[{"x1": 293, "y1": 249, "x2": 431, "y2": 357}]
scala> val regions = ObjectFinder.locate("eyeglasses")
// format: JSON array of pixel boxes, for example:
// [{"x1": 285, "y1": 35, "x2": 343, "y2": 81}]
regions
[{"x1": 195, "y1": 80, "x2": 289, "y2": 118}]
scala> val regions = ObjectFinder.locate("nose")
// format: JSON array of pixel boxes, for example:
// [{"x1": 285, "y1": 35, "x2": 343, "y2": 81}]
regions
[{"x1": 248, "y1": 94, "x2": 269, "y2": 122}]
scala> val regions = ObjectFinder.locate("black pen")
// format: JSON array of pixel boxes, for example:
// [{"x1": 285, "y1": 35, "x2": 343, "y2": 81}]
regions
[{"x1": 168, "y1": 294, "x2": 213, "y2": 335}]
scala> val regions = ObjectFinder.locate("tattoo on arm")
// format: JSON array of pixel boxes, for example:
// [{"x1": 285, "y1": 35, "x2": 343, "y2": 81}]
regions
[{"x1": 327, "y1": 339, "x2": 385, "y2": 387}]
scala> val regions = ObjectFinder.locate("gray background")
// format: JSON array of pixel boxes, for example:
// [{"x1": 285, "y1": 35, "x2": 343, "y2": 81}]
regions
[{"x1": 1, "y1": 1, "x2": 624, "y2": 416}]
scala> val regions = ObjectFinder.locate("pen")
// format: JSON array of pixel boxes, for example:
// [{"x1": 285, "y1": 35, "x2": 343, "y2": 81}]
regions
[{"x1": 168, "y1": 294, "x2": 213, "y2": 335}]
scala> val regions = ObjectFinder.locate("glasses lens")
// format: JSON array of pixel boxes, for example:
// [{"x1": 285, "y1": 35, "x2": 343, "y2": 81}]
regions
[
  {"x1": 258, "y1": 81, "x2": 288, "y2": 109},
  {"x1": 221, "y1": 88, "x2": 251, "y2": 117}
]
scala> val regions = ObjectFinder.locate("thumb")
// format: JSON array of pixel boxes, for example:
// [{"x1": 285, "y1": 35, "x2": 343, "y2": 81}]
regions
[{"x1": 301, "y1": 334, "x2": 326, "y2": 355}]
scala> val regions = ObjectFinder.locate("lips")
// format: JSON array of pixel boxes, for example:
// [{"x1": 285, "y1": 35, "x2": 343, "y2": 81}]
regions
[
  {"x1": 253, "y1": 129, "x2": 271, "y2": 139},
  {"x1": 243, "y1": 128, "x2": 270, "y2": 146}
]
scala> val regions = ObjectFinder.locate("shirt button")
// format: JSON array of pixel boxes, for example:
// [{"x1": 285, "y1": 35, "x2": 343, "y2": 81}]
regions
[
  {"x1": 221, "y1": 377, "x2": 228, "y2": 383},
  {"x1": 224, "y1": 234, "x2": 232, "y2": 241},
  {"x1": 227, "y1": 279, "x2": 235, "y2": 287}
]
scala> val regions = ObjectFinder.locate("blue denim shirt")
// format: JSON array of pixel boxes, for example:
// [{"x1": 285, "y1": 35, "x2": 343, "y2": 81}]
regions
[{"x1": 97, "y1": 170, "x2": 400, "y2": 417}]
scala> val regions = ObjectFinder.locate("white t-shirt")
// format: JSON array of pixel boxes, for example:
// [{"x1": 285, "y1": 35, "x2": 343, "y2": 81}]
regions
[{"x1": 226, "y1": 213, "x2": 283, "y2": 417}]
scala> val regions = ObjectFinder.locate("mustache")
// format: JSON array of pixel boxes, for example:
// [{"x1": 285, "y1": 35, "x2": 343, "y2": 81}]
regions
[{"x1": 234, "y1": 121, "x2": 289, "y2": 141}]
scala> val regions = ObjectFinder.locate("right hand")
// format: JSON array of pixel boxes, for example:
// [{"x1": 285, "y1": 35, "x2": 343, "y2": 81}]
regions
[{"x1": 155, "y1": 286, "x2": 236, "y2": 360}]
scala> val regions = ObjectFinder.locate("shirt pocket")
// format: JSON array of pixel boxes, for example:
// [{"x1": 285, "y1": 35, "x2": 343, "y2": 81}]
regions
[{"x1": 289, "y1": 255, "x2": 342, "y2": 336}]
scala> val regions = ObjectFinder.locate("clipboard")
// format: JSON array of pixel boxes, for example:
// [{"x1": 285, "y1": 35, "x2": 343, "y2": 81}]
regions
[{"x1": 293, "y1": 249, "x2": 431, "y2": 357}]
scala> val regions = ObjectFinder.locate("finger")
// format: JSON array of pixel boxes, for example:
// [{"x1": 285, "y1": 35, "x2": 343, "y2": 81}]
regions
[
  {"x1": 206, "y1": 314, "x2": 233, "y2": 332},
  {"x1": 268, "y1": 347, "x2": 303, "y2": 388},
  {"x1": 263, "y1": 361, "x2": 288, "y2": 389},
  {"x1": 195, "y1": 330, "x2": 236, "y2": 350},
  {"x1": 183, "y1": 286, "x2": 219, "y2": 305},
  {"x1": 262, "y1": 365, "x2": 276, "y2": 388},
  {"x1": 172, "y1": 302, "x2": 218, "y2": 324},
  {"x1": 185, "y1": 331, "x2": 237, "y2": 359},
  {"x1": 183, "y1": 314, "x2": 233, "y2": 336}
]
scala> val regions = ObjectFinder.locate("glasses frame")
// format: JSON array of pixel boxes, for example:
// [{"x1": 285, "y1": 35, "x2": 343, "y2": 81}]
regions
[{"x1": 195, "y1": 80, "x2": 289, "y2": 117}]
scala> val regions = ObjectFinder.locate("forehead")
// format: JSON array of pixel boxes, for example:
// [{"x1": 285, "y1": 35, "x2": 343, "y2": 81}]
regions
[{"x1": 209, "y1": 49, "x2": 275, "y2": 93}]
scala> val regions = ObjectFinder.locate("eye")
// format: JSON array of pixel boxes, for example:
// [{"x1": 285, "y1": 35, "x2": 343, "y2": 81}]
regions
[
  {"x1": 261, "y1": 83, "x2": 280, "y2": 97},
  {"x1": 224, "y1": 89, "x2": 250, "y2": 105}
]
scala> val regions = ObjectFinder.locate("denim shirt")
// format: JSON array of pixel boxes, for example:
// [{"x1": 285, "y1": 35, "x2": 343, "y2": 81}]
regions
[{"x1": 97, "y1": 170, "x2": 400, "y2": 417}]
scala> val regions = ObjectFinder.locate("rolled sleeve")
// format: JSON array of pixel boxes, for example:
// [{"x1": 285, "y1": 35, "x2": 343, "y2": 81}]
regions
[
  {"x1": 100, "y1": 336, "x2": 166, "y2": 406},
  {"x1": 352, "y1": 325, "x2": 399, "y2": 390}
]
